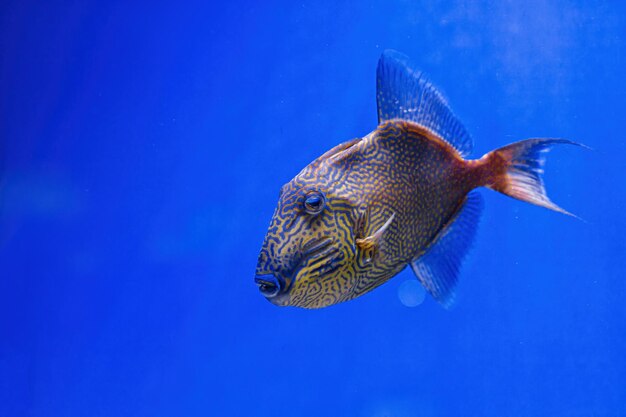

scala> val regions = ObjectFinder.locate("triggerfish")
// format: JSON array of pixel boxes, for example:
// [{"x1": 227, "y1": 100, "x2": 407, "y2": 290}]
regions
[{"x1": 255, "y1": 50, "x2": 581, "y2": 309}]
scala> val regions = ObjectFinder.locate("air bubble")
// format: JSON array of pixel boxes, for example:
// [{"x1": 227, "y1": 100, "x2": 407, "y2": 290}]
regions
[{"x1": 397, "y1": 279, "x2": 426, "y2": 307}]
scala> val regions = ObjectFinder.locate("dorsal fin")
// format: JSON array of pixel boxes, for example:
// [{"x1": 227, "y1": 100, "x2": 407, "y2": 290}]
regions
[
  {"x1": 376, "y1": 50, "x2": 473, "y2": 157},
  {"x1": 410, "y1": 192, "x2": 483, "y2": 307}
]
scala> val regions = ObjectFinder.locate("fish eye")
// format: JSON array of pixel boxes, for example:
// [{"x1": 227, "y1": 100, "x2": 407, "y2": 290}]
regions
[{"x1": 304, "y1": 191, "x2": 325, "y2": 215}]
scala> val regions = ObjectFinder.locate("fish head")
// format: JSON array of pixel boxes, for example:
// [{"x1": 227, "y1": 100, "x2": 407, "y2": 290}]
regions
[{"x1": 255, "y1": 140, "x2": 365, "y2": 308}]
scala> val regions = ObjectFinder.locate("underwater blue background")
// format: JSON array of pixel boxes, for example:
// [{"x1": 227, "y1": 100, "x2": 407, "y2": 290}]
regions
[{"x1": 1, "y1": 1, "x2": 625, "y2": 416}]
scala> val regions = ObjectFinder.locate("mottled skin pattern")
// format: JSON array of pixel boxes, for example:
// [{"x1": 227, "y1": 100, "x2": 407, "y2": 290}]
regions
[{"x1": 255, "y1": 119, "x2": 490, "y2": 309}]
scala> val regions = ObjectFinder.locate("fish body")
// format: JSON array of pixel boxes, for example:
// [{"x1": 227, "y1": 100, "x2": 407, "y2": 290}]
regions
[{"x1": 254, "y1": 50, "x2": 580, "y2": 309}]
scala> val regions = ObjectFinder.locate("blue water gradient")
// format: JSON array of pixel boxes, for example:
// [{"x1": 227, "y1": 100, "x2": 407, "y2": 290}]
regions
[{"x1": 1, "y1": 1, "x2": 625, "y2": 416}]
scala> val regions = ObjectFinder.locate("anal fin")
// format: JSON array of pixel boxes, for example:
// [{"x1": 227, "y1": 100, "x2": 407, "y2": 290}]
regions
[{"x1": 410, "y1": 192, "x2": 483, "y2": 307}]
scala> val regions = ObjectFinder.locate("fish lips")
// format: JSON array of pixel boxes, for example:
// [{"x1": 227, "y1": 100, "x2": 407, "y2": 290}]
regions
[
  {"x1": 254, "y1": 273, "x2": 290, "y2": 305},
  {"x1": 255, "y1": 237, "x2": 337, "y2": 306}
]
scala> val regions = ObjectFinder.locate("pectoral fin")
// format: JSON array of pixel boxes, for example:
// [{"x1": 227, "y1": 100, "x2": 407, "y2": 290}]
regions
[{"x1": 356, "y1": 213, "x2": 395, "y2": 261}]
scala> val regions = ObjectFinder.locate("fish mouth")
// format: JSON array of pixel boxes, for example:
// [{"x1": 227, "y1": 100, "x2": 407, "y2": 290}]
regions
[
  {"x1": 257, "y1": 237, "x2": 344, "y2": 307},
  {"x1": 254, "y1": 273, "x2": 284, "y2": 298}
]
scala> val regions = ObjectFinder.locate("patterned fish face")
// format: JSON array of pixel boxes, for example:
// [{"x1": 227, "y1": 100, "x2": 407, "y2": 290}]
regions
[{"x1": 255, "y1": 163, "x2": 362, "y2": 308}]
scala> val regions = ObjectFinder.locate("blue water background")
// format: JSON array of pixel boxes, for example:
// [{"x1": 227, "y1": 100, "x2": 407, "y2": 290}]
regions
[{"x1": 1, "y1": 1, "x2": 625, "y2": 416}]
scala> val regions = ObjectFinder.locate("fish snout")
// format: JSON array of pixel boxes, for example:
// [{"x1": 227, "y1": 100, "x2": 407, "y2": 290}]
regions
[{"x1": 254, "y1": 273, "x2": 285, "y2": 299}]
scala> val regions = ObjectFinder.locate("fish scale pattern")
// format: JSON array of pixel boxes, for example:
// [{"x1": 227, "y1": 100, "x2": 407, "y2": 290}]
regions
[
  {"x1": 255, "y1": 49, "x2": 576, "y2": 309},
  {"x1": 256, "y1": 119, "x2": 477, "y2": 308}
]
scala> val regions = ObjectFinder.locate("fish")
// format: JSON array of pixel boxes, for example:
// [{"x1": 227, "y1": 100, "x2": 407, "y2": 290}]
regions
[{"x1": 254, "y1": 50, "x2": 582, "y2": 309}]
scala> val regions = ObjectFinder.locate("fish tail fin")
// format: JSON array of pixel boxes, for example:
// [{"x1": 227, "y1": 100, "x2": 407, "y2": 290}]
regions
[{"x1": 475, "y1": 138, "x2": 584, "y2": 217}]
